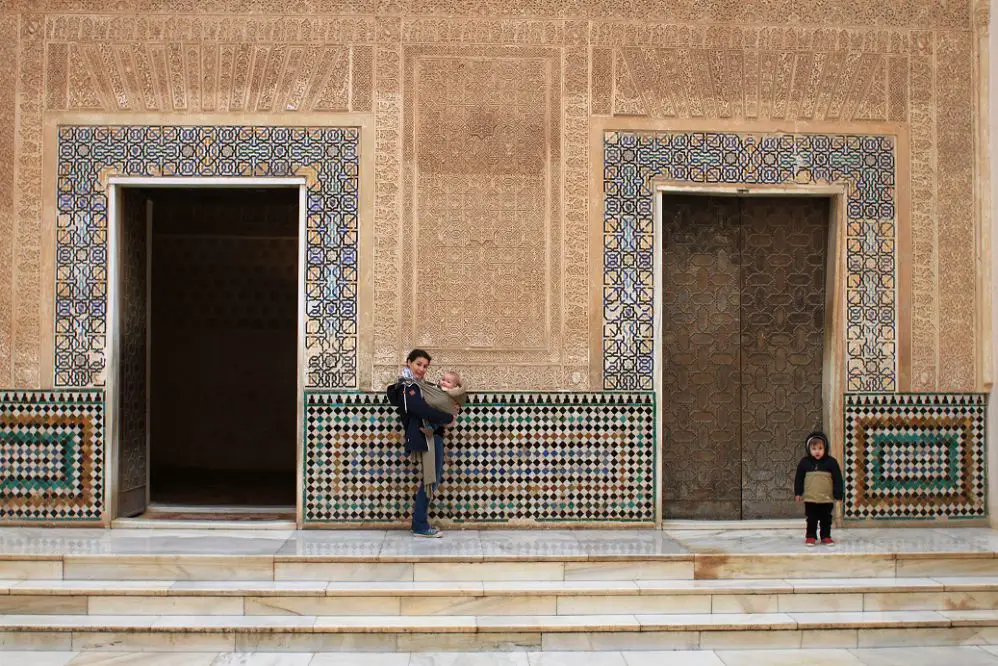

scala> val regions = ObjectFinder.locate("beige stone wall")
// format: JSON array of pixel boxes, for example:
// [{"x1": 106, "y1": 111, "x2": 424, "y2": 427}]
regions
[{"x1": 0, "y1": 0, "x2": 987, "y2": 392}]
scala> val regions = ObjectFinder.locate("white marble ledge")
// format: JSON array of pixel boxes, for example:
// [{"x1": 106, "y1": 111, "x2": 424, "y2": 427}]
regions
[
  {"x1": 694, "y1": 552, "x2": 899, "y2": 562},
  {"x1": 0, "y1": 614, "x2": 158, "y2": 629},
  {"x1": 894, "y1": 551, "x2": 997, "y2": 561},
  {"x1": 0, "y1": 579, "x2": 38, "y2": 594},
  {"x1": 0, "y1": 554, "x2": 65, "y2": 562},
  {"x1": 473, "y1": 553, "x2": 592, "y2": 563},
  {"x1": 151, "y1": 615, "x2": 318, "y2": 631},
  {"x1": 785, "y1": 578, "x2": 943, "y2": 593},
  {"x1": 10, "y1": 580, "x2": 175, "y2": 595},
  {"x1": 790, "y1": 611, "x2": 951, "y2": 629},
  {"x1": 716, "y1": 648, "x2": 865, "y2": 665},
  {"x1": 375, "y1": 554, "x2": 492, "y2": 564},
  {"x1": 325, "y1": 581, "x2": 487, "y2": 596},
  {"x1": 167, "y1": 581, "x2": 329, "y2": 597},
  {"x1": 411, "y1": 653, "x2": 532, "y2": 666},
  {"x1": 312, "y1": 614, "x2": 478, "y2": 632},
  {"x1": 939, "y1": 609, "x2": 998, "y2": 626},
  {"x1": 621, "y1": 652, "x2": 726, "y2": 666},
  {"x1": 930, "y1": 576, "x2": 998, "y2": 590},
  {"x1": 574, "y1": 551, "x2": 694, "y2": 563},
  {"x1": 526, "y1": 653, "x2": 626, "y2": 666},
  {"x1": 61, "y1": 554, "x2": 276, "y2": 564},
  {"x1": 634, "y1": 613, "x2": 796, "y2": 631},
  {"x1": 480, "y1": 580, "x2": 640, "y2": 596},
  {"x1": 477, "y1": 614, "x2": 641, "y2": 632},
  {"x1": 0, "y1": 614, "x2": 317, "y2": 632},
  {"x1": 851, "y1": 646, "x2": 998, "y2": 666},
  {"x1": 636, "y1": 580, "x2": 795, "y2": 594},
  {"x1": 0, "y1": 653, "x2": 79, "y2": 666}
]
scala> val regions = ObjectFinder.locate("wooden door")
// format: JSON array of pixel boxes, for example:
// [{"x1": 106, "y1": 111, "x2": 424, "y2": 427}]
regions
[
  {"x1": 660, "y1": 195, "x2": 828, "y2": 519},
  {"x1": 116, "y1": 188, "x2": 150, "y2": 517}
]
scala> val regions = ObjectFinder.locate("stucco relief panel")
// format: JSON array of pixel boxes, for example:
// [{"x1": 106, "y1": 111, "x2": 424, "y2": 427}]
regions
[
  {"x1": 600, "y1": 46, "x2": 901, "y2": 123},
  {"x1": 0, "y1": 15, "x2": 17, "y2": 388},
  {"x1": 907, "y1": 32, "x2": 937, "y2": 391},
  {"x1": 934, "y1": 30, "x2": 977, "y2": 391},
  {"x1": 37, "y1": 14, "x2": 378, "y2": 115},
  {"x1": 394, "y1": 45, "x2": 565, "y2": 390},
  {"x1": 46, "y1": 42, "x2": 364, "y2": 113},
  {"x1": 14, "y1": 12, "x2": 45, "y2": 389},
  {"x1": 372, "y1": 16, "x2": 403, "y2": 382}
]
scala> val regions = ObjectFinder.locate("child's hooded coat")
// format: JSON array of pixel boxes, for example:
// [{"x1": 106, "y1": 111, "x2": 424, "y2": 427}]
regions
[{"x1": 793, "y1": 432, "x2": 844, "y2": 503}]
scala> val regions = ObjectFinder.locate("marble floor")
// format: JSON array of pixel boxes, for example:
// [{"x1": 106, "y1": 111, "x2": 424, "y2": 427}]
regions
[
  {"x1": 6, "y1": 647, "x2": 998, "y2": 665},
  {"x1": 0, "y1": 526, "x2": 993, "y2": 558}
]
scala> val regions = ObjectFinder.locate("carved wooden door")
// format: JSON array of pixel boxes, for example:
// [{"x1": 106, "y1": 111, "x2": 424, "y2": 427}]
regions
[
  {"x1": 116, "y1": 188, "x2": 150, "y2": 518},
  {"x1": 661, "y1": 195, "x2": 828, "y2": 519}
]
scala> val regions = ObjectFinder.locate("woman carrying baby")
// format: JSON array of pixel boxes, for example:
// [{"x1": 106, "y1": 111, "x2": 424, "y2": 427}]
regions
[{"x1": 395, "y1": 349, "x2": 465, "y2": 538}]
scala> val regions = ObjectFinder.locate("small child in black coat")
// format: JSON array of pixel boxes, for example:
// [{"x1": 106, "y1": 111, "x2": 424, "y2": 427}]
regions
[{"x1": 793, "y1": 431, "x2": 844, "y2": 547}]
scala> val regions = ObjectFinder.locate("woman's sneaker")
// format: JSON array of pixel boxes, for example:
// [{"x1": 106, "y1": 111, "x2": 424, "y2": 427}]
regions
[
  {"x1": 412, "y1": 527, "x2": 443, "y2": 538},
  {"x1": 805, "y1": 537, "x2": 817, "y2": 547},
  {"x1": 821, "y1": 537, "x2": 835, "y2": 547}
]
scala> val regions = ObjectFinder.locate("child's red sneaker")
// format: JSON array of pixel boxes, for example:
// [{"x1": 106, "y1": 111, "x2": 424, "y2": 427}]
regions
[
  {"x1": 821, "y1": 537, "x2": 835, "y2": 546},
  {"x1": 805, "y1": 537, "x2": 817, "y2": 546}
]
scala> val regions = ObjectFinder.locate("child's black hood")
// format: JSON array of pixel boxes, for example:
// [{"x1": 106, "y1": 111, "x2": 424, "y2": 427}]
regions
[{"x1": 804, "y1": 431, "x2": 829, "y2": 457}]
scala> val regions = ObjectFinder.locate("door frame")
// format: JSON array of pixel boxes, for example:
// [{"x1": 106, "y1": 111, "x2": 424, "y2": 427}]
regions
[
  {"x1": 653, "y1": 183, "x2": 850, "y2": 524},
  {"x1": 106, "y1": 176, "x2": 308, "y2": 524}
]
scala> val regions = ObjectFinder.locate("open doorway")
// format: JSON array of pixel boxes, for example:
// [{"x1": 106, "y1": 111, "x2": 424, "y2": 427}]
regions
[{"x1": 115, "y1": 186, "x2": 299, "y2": 520}]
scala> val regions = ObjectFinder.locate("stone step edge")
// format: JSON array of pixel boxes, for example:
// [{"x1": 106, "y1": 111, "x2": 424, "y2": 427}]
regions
[
  {"x1": 3, "y1": 577, "x2": 998, "y2": 597},
  {"x1": 0, "y1": 551, "x2": 994, "y2": 563},
  {"x1": 0, "y1": 610, "x2": 993, "y2": 633}
]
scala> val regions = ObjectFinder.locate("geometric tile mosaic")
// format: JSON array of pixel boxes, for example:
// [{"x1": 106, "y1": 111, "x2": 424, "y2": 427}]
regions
[
  {"x1": 843, "y1": 393, "x2": 986, "y2": 520},
  {"x1": 303, "y1": 391, "x2": 656, "y2": 524},
  {"x1": 0, "y1": 390, "x2": 104, "y2": 522},
  {"x1": 55, "y1": 125, "x2": 360, "y2": 389},
  {"x1": 603, "y1": 132, "x2": 896, "y2": 392}
]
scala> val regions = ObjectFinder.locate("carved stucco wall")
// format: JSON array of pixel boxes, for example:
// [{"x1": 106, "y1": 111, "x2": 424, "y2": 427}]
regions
[{"x1": 0, "y1": 1, "x2": 987, "y2": 393}]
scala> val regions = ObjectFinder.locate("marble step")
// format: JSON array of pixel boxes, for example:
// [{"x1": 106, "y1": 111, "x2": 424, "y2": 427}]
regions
[
  {"x1": 0, "y1": 577, "x2": 997, "y2": 616},
  {"x1": 3, "y1": 550, "x2": 998, "y2": 581},
  {"x1": 1, "y1": 610, "x2": 998, "y2": 652}
]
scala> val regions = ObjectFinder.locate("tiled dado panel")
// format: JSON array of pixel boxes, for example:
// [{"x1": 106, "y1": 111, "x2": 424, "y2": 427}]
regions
[
  {"x1": 0, "y1": 390, "x2": 104, "y2": 522},
  {"x1": 54, "y1": 125, "x2": 360, "y2": 389},
  {"x1": 303, "y1": 391, "x2": 656, "y2": 524},
  {"x1": 602, "y1": 131, "x2": 897, "y2": 392},
  {"x1": 844, "y1": 393, "x2": 987, "y2": 520}
]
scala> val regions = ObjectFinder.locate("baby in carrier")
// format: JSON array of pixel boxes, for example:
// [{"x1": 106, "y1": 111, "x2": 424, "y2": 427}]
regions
[{"x1": 419, "y1": 370, "x2": 468, "y2": 416}]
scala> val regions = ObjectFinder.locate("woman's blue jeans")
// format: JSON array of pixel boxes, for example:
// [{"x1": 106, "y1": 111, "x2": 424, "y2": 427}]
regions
[{"x1": 411, "y1": 432, "x2": 445, "y2": 533}]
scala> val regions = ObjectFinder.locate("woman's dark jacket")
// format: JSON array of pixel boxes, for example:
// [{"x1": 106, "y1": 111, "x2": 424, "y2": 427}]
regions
[{"x1": 395, "y1": 381, "x2": 453, "y2": 453}]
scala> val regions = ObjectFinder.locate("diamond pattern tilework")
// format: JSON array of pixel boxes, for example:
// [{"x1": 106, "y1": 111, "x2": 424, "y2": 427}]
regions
[
  {"x1": 602, "y1": 131, "x2": 896, "y2": 392},
  {"x1": 55, "y1": 125, "x2": 360, "y2": 389},
  {"x1": 0, "y1": 391, "x2": 104, "y2": 522},
  {"x1": 844, "y1": 393, "x2": 986, "y2": 520},
  {"x1": 304, "y1": 391, "x2": 656, "y2": 524}
]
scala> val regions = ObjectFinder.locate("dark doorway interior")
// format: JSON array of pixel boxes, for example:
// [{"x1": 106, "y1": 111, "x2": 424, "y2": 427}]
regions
[
  {"x1": 146, "y1": 187, "x2": 298, "y2": 508},
  {"x1": 660, "y1": 195, "x2": 830, "y2": 520}
]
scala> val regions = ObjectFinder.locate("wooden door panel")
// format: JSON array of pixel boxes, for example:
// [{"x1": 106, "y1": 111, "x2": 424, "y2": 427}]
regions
[
  {"x1": 660, "y1": 196, "x2": 741, "y2": 520},
  {"x1": 117, "y1": 189, "x2": 148, "y2": 518},
  {"x1": 739, "y1": 197, "x2": 828, "y2": 519}
]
